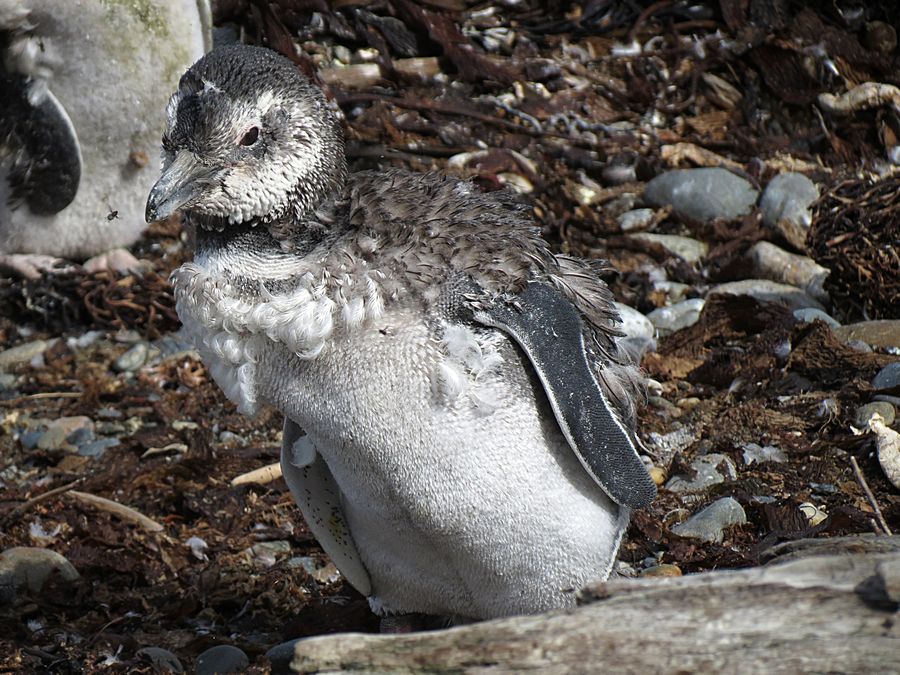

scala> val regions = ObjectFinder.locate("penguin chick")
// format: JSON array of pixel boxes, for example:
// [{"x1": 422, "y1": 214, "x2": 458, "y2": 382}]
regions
[
  {"x1": 149, "y1": 44, "x2": 656, "y2": 621},
  {"x1": 0, "y1": 0, "x2": 210, "y2": 278}
]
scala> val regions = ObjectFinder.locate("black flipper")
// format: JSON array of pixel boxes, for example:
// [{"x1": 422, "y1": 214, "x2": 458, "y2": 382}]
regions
[
  {"x1": 470, "y1": 281, "x2": 657, "y2": 509},
  {"x1": 0, "y1": 70, "x2": 80, "y2": 215}
]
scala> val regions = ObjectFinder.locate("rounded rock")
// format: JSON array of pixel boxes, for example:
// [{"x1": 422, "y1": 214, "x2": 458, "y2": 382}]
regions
[
  {"x1": 748, "y1": 241, "x2": 830, "y2": 304},
  {"x1": 670, "y1": 496, "x2": 747, "y2": 543},
  {"x1": 665, "y1": 453, "x2": 737, "y2": 494},
  {"x1": 793, "y1": 308, "x2": 840, "y2": 329},
  {"x1": 856, "y1": 402, "x2": 896, "y2": 428},
  {"x1": 114, "y1": 342, "x2": 150, "y2": 373},
  {"x1": 834, "y1": 321, "x2": 900, "y2": 351},
  {"x1": 759, "y1": 172, "x2": 819, "y2": 251},
  {"x1": 195, "y1": 645, "x2": 249, "y2": 675},
  {"x1": 135, "y1": 646, "x2": 184, "y2": 674},
  {"x1": 873, "y1": 363, "x2": 900, "y2": 394},
  {"x1": 0, "y1": 547, "x2": 79, "y2": 603},
  {"x1": 643, "y1": 168, "x2": 758, "y2": 223},
  {"x1": 647, "y1": 298, "x2": 705, "y2": 336},
  {"x1": 616, "y1": 208, "x2": 655, "y2": 232},
  {"x1": 614, "y1": 302, "x2": 656, "y2": 359},
  {"x1": 629, "y1": 232, "x2": 708, "y2": 264},
  {"x1": 639, "y1": 563, "x2": 682, "y2": 577},
  {"x1": 709, "y1": 279, "x2": 825, "y2": 312}
]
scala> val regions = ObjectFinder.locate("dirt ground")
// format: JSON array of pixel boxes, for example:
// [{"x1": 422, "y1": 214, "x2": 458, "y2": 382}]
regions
[{"x1": 1, "y1": 1, "x2": 899, "y2": 672}]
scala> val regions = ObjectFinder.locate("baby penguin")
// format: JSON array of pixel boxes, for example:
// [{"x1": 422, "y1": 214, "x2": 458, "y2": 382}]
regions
[
  {"x1": 0, "y1": 0, "x2": 209, "y2": 278},
  {"x1": 148, "y1": 44, "x2": 655, "y2": 622}
]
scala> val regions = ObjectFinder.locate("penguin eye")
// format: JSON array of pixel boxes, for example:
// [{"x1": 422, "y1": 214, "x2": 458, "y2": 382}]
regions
[{"x1": 239, "y1": 126, "x2": 259, "y2": 146}]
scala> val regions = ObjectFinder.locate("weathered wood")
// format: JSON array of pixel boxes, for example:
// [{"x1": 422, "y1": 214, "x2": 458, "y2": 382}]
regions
[{"x1": 289, "y1": 537, "x2": 900, "y2": 674}]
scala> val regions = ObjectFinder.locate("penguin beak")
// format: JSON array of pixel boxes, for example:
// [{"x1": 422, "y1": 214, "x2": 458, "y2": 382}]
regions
[{"x1": 145, "y1": 151, "x2": 216, "y2": 222}]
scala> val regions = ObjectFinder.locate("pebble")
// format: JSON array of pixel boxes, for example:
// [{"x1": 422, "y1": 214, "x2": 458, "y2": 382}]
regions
[
  {"x1": 251, "y1": 540, "x2": 292, "y2": 567},
  {"x1": 871, "y1": 415, "x2": 900, "y2": 491},
  {"x1": 709, "y1": 279, "x2": 825, "y2": 312},
  {"x1": 0, "y1": 373, "x2": 17, "y2": 390},
  {"x1": 671, "y1": 497, "x2": 747, "y2": 543},
  {"x1": 613, "y1": 302, "x2": 656, "y2": 358},
  {"x1": 0, "y1": 547, "x2": 79, "y2": 604},
  {"x1": 833, "y1": 321, "x2": 900, "y2": 351},
  {"x1": 793, "y1": 308, "x2": 840, "y2": 329},
  {"x1": 649, "y1": 466, "x2": 667, "y2": 486},
  {"x1": 266, "y1": 640, "x2": 300, "y2": 675},
  {"x1": 135, "y1": 646, "x2": 184, "y2": 674},
  {"x1": 629, "y1": 232, "x2": 708, "y2": 264},
  {"x1": 748, "y1": 241, "x2": 829, "y2": 304},
  {"x1": 872, "y1": 363, "x2": 900, "y2": 394},
  {"x1": 78, "y1": 437, "x2": 121, "y2": 458},
  {"x1": 195, "y1": 645, "x2": 249, "y2": 675},
  {"x1": 665, "y1": 453, "x2": 737, "y2": 494},
  {"x1": 741, "y1": 442, "x2": 787, "y2": 464},
  {"x1": 114, "y1": 342, "x2": 150, "y2": 372},
  {"x1": 0, "y1": 340, "x2": 49, "y2": 371},
  {"x1": 759, "y1": 172, "x2": 819, "y2": 250},
  {"x1": 37, "y1": 417, "x2": 94, "y2": 452},
  {"x1": 639, "y1": 563, "x2": 682, "y2": 577},
  {"x1": 646, "y1": 426, "x2": 702, "y2": 466},
  {"x1": 652, "y1": 279, "x2": 691, "y2": 305},
  {"x1": 643, "y1": 168, "x2": 758, "y2": 223},
  {"x1": 154, "y1": 332, "x2": 199, "y2": 363},
  {"x1": 616, "y1": 208, "x2": 655, "y2": 232},
  {"x1": 856, "y1": 402, "x2": 896, "y2": 428},
  {"x1": 646, "y1": 298, "x2": 705, "y2": 336},
  {"x1": 66, "y1": 331, "x2": 104, "y2": 350}
]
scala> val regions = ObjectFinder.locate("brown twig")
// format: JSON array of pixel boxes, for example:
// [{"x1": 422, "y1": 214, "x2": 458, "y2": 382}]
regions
[
  {"x1": 1, "y1": 391, "x2": 83, "y2": 406},
  {"x1": 849, "y1": 456, "x2": 893, "y2": 536},
  {"x1": 67, "y1": 491, "x2": 165, "y2": 533},
  {"x1": 2, "y1": 478, "x2": 85, "y2": 525}
]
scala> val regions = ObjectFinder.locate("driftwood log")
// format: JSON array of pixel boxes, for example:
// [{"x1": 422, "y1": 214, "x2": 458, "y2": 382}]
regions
[{"x1": 286, "y1": 536, "x2": 900, "y2": 674}]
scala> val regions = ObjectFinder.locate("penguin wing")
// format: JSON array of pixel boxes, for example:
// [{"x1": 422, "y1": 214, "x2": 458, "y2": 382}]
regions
[
  {"x1": 0, "y1": 64, "x2": 81, "y2": 215},
  {"x1": 280, "y1": 418, "x2": 372, "y2": 596},
  {"x1": 468, "y1": 280, "x2": 657, "y2": 509}
]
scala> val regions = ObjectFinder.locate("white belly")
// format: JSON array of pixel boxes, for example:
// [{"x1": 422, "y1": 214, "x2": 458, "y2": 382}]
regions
[{"x1": 257, "y1": 307, "x2": 627, "y2": 619}]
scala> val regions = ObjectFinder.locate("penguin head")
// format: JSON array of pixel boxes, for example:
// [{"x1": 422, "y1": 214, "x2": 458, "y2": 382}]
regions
[{"x1": 146, "y1": 44, "x2": 345, "y2": 227}]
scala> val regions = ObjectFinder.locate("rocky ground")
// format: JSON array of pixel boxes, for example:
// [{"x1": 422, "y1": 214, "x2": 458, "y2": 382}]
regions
[{"x1": 1, "y1": 1, "x2": 899, "y2": 673}]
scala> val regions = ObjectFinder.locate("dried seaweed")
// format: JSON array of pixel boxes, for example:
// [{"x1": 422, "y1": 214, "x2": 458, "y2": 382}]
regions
[{"x1": 809, "y1": 174, "x2": 900, "y2": 321}]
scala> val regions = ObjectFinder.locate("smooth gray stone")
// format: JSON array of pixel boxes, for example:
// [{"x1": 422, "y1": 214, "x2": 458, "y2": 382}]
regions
[
  {"x1": 0, "y1": 340, "x2": 49, "y2": 371},
  {"x1": 855, "y1": 402, "x2": 896, "y2": 428},
  {"x1": 647, "y1": 298, "x2": 705, "y2": 336},
  {"x1": 617, "y1": 208, "x2": 655, "y2": 232},
  {"x1": 671, "y1": 497, "x2": 747, "y2": 543},
  {"x1": 195, "y1": 645, "x2": 249, "y2": 675},
  {"x1": 872, "y1": 363, "x2": 900, "y2": 394},
  {"x1": 629, "y1": 232, "x2": 709, "y2": 264},
  {"x1": 834, "y1": 321, "x2": 900, "y2": 351},
  {"x1": 749, "y1": 241, "x2": 829, "y2": 304},
  {"x1": 759, "y1": 173, "x2": 819, "y2": 251},
  {"x1": 0, "y1": 547, "x2": 80, "y2": 604},
  {"x1": 37, "y1": 416, "x2": 94, "y2": 451},
  {"x1": 266, "y1": 640, "x2": 301, "y2": 675},
  {"x1": 793, "y1": 308, "x2": 840, "y2": 329},
  {"x1": 643, "y1": 168, "x2": 758, "y2": 223},
  {"x1": 614, "y1": 302, "x2": 656, "y2": 359},
  {"x1": 709, "y1": 279, "x2": 825, "y2": 312},
  {"x1": 114, "y1": 342, "x2": 149, "y2": 372},
  {"x1": 665, "y1": 453, "x2": 737, "y2": 494},
  {"x1": 136, "y1": 646, "x2": 184, "y2": 674}
]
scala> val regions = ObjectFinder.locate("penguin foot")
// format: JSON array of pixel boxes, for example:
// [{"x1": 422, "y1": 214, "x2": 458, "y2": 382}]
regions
[
  {"x1": 82, "y1": 248, "x2": 148, "y2": 276},
  {"x1": 0, "y1": 253, "x2": 75, "y2": 279}
]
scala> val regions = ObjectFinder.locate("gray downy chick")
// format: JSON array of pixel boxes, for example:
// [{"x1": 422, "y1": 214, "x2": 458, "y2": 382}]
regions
[
  {"x1": 0, "y1": 0, "x2": 210, "y2": 278},
  {"x1": 148, "y1": 44, "x2": 656, "y2": 621}
]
